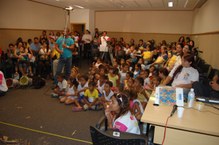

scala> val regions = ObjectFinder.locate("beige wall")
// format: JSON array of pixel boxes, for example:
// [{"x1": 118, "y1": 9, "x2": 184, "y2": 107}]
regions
[
  {"x1": 0, "y1": 0, "x2": 65, "y2": 50},
  {"x1": 192, "y1": 0, "x2": 219, "y2": 69},
  {"x1": 192, "y1": 0, "x2": 219, "y2": 33},
  {"x1": 95, "y1": 11, "x2": 194, "y2": 34},
  {"x1": 192, "y1": 34, "x2": 219, "y2": 69},
  {"x1": 0, "y1": 0, "x2": 65, "y2": 30},
  {"x1": 70, "y1": 9, "x2": 95, "y2": 34}
]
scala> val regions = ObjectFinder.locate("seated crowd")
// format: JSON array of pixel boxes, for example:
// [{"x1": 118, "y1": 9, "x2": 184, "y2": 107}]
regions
[{"x1": 0, "y1": 29, "x2": 218, "y2": 135}]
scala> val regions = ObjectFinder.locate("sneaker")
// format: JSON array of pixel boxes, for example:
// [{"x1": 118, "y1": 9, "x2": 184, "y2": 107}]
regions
[
  {"x1": 51, "y1": 93, "x2": 59, "y2": 98},
  {"x1": 83, "y1": 104, "x2": 89, "y2": 110}
]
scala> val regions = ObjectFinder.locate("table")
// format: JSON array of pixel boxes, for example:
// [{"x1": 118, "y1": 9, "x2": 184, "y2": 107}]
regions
[{"x1": 141, "y1": 97, "x2": 219, "y2": 145}]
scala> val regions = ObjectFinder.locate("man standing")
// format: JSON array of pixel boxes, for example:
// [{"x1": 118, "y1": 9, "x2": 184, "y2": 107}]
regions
[
  {"x1": 99, "y1": 31, "x2": 111, "y2": 63},
  {"x1": 82, "y1": 30, "x2": 92, "y2": 59},
  {"x1": 55, "y1": 29, "x2": 74, "y2": 80}
]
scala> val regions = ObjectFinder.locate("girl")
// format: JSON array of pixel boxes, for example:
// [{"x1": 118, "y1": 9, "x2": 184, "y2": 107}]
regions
[
  {"x1": 70, "y1": 66, "x2": 79, "y2": 81},
  {"x1": 142, "y1": 44, "x2": 153, "y2": 65},
  {"x1": 133, "y1": 77, "x2": 149, "y2": 109},
  {"x1": 108, "y1": 67, "x2": 119, "y2": 88},
  {"x1": 119, "y1": 63, "x2": 129, "y2": 90},
  {"x1": 124, "y1": 71, "x2": 134, "y2": 90},
  {"x1": 0, "y1": 71, "x2": 8, "y2": 97},
  {"x1": 60, "y1": 79, "x2": 82, "y2": 111},
  {"x1": 105, "y1": 93, "x2": 140, "y2": 135},
  {"x1": 159, "y1": 67, "x2": 169, "y2": 85},
  {"x1": 129, "y1": 90, "x2": 144, "y2": 121},
  {"x1": 133, "y1": 63, "x2": 141, "y2": 79},
  {"x1": 151, "y1": 45, "x2": 168, "y2": 67}
]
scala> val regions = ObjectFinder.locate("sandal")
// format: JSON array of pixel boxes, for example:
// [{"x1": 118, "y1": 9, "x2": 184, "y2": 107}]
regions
[{"x1": 72, "y1": 107, "x2": 83, "y2": 112}]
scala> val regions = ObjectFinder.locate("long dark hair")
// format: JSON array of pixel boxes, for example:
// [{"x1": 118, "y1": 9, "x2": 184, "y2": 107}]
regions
[
  {"x1": 172, "y1": 54, "x2": 195, "y2": 79},
  {"x1": 114, "y1": 93, "x2": 130, "y2": 120}
]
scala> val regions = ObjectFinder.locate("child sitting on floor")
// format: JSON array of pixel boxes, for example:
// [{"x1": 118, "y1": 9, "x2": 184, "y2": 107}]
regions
[
  {"x1": 82, "y1": 81, "x2": 100, "y2": 110},
  {"x1": 77, "y1": 74, "x2": 89, "y2": 101},
  {"x1": 51, "y1": 74, "x2": 67, "y2": 98},
  {"x1": 60, "y1": 79, "x2": 82, "y2": 111},
  {"x1": 97, "y1": 75, "x2": 108, "y2": 95},
  {"x1": 100, "y1": 81, "x2": 114, "y2": 108}
]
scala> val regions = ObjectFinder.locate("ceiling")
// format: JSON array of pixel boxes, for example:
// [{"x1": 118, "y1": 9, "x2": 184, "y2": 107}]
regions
[{"x1": 30, "y1": 0, "x2": 207, "y2": 11}]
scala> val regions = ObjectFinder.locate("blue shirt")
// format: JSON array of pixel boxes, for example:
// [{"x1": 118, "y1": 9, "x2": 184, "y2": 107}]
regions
[
  {"x1": 30, "y1": 43, "x2": 41, "y2": 52},
  {"x1": 56, "y1": 36, "x2": 74, "y2": 58}
]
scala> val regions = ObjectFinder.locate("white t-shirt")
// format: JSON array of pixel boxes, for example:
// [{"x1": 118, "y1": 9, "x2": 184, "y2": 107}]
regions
[
  {"x1": 113, "y1": 111, "x2": 140, "y2": 135},
  {"x1": 0, "y1": 71, "x2": 8, "y2": 92},
  {"x1": 169, "y1": 67, "x2": 199, "y2": 87},
  {"x1": 82, "y1": 34, "x2": 92, "y2": 44},
  {"x1": 133, "y1": 99, "x2": 144, "y2": 115},
  {"x1": 97, "y1": 80, "x2": 105, "y2": 94},
  {"x1": 119, "y1": 71, "x2": 127, "y2": 84},
  {"x1": 77, "y1": 82, "x2": 88, "y2": 96},
  {"x1": 102, "y1": 90, "x2": 114, "y2": 101},
  {"x1": 57, "y1": 79, "x2": 68, "y2": 91},
  {"x1": 99, "y1": 36, "x2": 109, "y2": 52},
  {"x1": 67, "y1": 85, "x2": 77, "y2": 99}
]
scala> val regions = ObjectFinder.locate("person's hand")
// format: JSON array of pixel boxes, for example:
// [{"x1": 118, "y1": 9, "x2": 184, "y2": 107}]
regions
[
  {"x1": 210, "y1": 81, "x2": 219, "y2": 91},
  {"x1": 62, "y1": 44, "x2": 68, "y2": 48},
  {"x1": 105, "y1": 104, "x2": 112, "y2": 121}
]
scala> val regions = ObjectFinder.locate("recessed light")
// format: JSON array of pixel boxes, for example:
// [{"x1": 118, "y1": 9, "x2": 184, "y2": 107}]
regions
[
  {"x1": 65, "y1": 6, "x2": 73, "y2": 10},
  {"x1": 168, "y1": 2, "x2": 173, "y2": 7}
]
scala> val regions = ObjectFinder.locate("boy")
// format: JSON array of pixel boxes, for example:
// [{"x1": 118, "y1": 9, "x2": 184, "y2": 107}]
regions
[
  {"x1": 51, "y1": 74, "x2": 67, "y2": 98},
  {"x1": 82, "y1": 81, "x2": 99, "y2": 110}
]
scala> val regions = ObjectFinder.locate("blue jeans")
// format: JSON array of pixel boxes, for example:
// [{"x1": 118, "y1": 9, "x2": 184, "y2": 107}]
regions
[{"x1": 55, "y1": 57, "x2": 72, "y2": 82}]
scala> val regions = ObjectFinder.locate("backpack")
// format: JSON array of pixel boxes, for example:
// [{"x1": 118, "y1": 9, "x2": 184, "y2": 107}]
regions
[{"x1": 32, "y1": 76, "x2": 46, "y2": 89}]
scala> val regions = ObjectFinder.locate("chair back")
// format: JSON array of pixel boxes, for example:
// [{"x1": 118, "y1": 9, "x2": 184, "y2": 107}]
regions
[{"x1": 90, "y1": 126, "x2": 146, "y2": 145}]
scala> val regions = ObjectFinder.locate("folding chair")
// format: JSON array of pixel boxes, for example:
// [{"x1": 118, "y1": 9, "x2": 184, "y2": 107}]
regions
[{"x1": 90, "y1": 126, "x2": 146, "y2": 145}]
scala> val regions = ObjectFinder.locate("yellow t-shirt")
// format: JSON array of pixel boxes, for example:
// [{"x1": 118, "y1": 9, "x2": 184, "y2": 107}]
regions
[
  {"x1": 108, "y1": 74, "x2": 119, "y2": 87},
  {"x1": 51, "y1": 49, "x2": 60, "y2": 59},
  {"x1": 84, "y1": 89, "x2": 99, "y2": 102},
  {"x1": 143, "y1": 51, "x2": 153, "y2": 60},
  {"x1": 167, "y1": 55, "x2": 177, "y2": 69}
]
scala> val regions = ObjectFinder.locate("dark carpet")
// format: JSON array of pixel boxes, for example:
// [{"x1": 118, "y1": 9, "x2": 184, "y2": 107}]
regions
[{"x1": 0, "y1": 58, "x2": 103, "y2": 145}]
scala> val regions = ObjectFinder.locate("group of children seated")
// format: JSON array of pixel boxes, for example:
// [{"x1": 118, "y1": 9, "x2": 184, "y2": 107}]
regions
[
  {"x1": 49, "y1": 34, "x2": 204, "y2": 135},
  {"x1": 1, "y1": 33, "x2": 205, "y2": 135}
]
